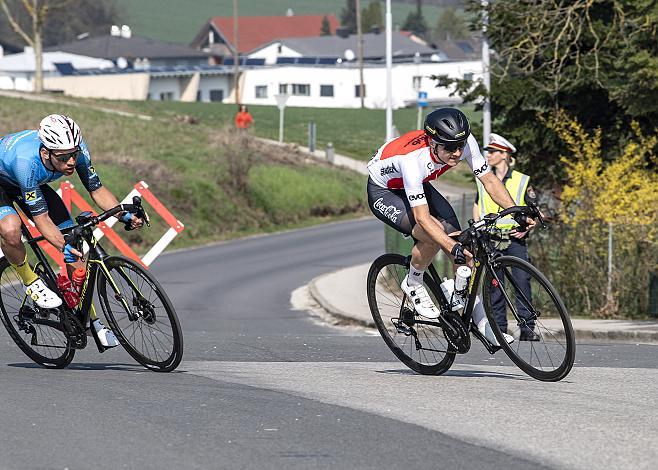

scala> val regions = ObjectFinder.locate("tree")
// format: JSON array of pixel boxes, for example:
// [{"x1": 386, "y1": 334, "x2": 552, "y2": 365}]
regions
[
  {"x1": 320, "y1": 14, "x2": 331, "y2": 35},
  {"x1": 361, "y1": 1, "x2": 383, "y2": 32},
  {"x1": 438, "y1": 0, "x2": 658, "y2": 188},
  {"x1": 402, "y1": 0, "x2": 428, "y2": 38},
  {"x1": 434, "y1": 6, "x2": 467, "y2": 41},
  {"x1": 340, "y1": 0, "x2": 357, "y2": 34}
]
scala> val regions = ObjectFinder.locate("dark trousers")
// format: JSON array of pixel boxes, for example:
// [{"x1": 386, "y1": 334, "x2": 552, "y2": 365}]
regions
[{"x1": 489, "y1": 238, "x2": 535, "y2": 333}]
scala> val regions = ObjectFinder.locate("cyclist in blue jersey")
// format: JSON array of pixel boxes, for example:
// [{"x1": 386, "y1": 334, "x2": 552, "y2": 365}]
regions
[{"x1": 0, "y1": 114, "x2": 143, "y2": 347}]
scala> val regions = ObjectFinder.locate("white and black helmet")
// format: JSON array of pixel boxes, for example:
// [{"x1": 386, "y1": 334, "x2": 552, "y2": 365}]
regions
[{"x1": 38, "y1": 114, "x2": 81, "y2": 150}]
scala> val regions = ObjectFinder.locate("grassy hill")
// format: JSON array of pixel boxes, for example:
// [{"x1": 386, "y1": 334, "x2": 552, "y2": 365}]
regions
[
  {"x1": 116, "y1": 0, "x2": 449, "y2": 45},
  {"x1": 0, "y1": 95, "x2": 368, "y2": 253}
]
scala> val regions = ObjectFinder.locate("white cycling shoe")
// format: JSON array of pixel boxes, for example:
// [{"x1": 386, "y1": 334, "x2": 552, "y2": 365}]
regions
[
  {"x1": 479, "y1": 320, "x2": 514, "y2": 347},
  {"x1": 92, "y1": 319, "x2": 120, "y2": 348},
  {"x1": 26, "y1": 278, "x2": 62, "y2": 309},
  {"x1": 401, "y1": 275, "x2": 440, "y2": 319}
]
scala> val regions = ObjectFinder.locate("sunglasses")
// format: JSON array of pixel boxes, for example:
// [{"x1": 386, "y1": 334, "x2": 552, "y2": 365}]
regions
[
  {"x1": 50, "y1": 148, "x2": 81, "y2": 163},
  {"x1": 438, "y1": 141, "x2": 466, "y2": 152}
]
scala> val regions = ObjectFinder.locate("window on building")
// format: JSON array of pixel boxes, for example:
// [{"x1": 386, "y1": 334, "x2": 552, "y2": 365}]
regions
[
  {"x1": 209, "y1": 89, "x2": 224, "y2": 102},
  {"x1": 463, "y1": 73, "x2": 474, "y2": 81},
  {"x1": 292, "y1": 84, "x2": 310, "y2": 96},
  {"x1": 279, "y1": 83, "x2": 289, "y2": 94},
  {"x1": 160, "y1": 92, "x2": 174, "y2": 101},
  {"x1": 320, "y1": 85, "x2": 334, "y2": 97},
  {"x1": 412, "y1": 76, "x2": 422, "y2": 90},
  {"x1": 277, "y1": 44, "x2": 283, "y2": 53},
  {"x1": 255, "y1": 85, "x2": 268, "y2": 98},
  {"x1": 355, "y1": 84, "x2": 366, "y2": 98}
]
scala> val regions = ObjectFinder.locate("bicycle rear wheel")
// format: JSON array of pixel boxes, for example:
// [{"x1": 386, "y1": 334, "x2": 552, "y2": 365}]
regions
[
  {"x1": 482, "y1": 256, "x2": 575, "y2": 381},
  {"x1": 97, "y1": 256, "x2": 183, "y2": 372},
  {"x1": 367, "y1": 253, "x2": 455, "y2": 375},
  {"x1": 0, "y1": 258, "x2": 75, "y2": 368}
]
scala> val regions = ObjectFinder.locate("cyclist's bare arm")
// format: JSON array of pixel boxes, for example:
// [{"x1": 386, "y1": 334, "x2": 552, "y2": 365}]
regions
[
  {"x1": 478, "y1": 172, "x2": 537, "y2": 230},
  {"x1": 33, "y1": 212, "x2": 80, "y2": 256},
  {"x1": 90, "y1": 187, "x2": 143, "y2": 228}
]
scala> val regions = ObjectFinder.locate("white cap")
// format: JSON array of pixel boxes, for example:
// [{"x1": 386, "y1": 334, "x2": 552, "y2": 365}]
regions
[{"x1": 485, "y1": 132, "x2": 516, "y2": 154}]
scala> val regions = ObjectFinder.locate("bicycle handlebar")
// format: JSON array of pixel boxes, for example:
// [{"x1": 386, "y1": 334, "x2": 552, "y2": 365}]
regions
[
  {"x1": 63, "y1": 195, "x2": 150, "y2": 249},
  {"x1": 458, "y1": 203, "x2": 544, "y2": 247}
]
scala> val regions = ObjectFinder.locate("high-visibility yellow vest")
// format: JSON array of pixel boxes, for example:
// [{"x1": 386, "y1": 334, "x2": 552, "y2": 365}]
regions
[{"x1": 476, "y1": 170, "x2": 530, "y2": 229}]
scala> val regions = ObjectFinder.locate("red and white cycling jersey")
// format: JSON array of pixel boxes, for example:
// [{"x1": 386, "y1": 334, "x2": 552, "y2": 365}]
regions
[{"x1": 367, "y1": 130, "x2": 490, "y2": 207}]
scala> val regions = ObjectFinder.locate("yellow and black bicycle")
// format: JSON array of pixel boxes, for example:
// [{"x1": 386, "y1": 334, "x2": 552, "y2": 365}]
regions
[{"x1": 0, "y1": 197, "x2": 183, "y2": 372}]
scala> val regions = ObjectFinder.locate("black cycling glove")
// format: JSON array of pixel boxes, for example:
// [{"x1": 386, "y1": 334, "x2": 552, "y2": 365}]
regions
[
  {"x1": 513, "y1": 212, "x2": 530, "y2": 231},
  {"x1": 451, "y1": 243, "x2": 467, "y2": 265}
]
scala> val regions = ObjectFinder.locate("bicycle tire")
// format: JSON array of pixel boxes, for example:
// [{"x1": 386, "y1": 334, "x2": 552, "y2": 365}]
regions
[
  {"x1": 0, "y1": 258, "x2": 75, "y2": 368},
  {"x1": 482, "y1": 256, "x2": 575, "y2": 381},
  {"x1": 367, "y1": 253, "x2": 455, "y2": 375},
  {"x1": 97, "y1": 256, "x2": 183, "y2": 372}
]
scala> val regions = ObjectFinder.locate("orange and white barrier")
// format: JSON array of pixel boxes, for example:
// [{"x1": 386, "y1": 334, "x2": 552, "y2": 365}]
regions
[{"x1": 15, "y1": 180, "x2": 184, "y2": 271}]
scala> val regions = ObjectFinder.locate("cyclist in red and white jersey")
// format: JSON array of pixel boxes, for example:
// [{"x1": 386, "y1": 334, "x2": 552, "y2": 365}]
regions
[{"x1": 367, "y1": 108, "x2": 533, "y2": 345}]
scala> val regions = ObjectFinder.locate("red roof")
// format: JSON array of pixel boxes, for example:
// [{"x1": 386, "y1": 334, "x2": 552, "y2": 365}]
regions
[{"x1": 210, "y1": 15, "x2": 340, "y2": 53}]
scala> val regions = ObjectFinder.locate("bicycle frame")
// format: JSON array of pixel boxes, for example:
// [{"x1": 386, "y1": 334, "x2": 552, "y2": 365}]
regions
[{"x1": 22, "y1": 224, "x2": 143, "y2": 353}]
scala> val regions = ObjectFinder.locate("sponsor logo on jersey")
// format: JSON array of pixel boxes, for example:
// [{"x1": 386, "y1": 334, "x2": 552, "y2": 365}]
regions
[
  {"x1": 88, "y1": 165, "x2": 95, "y2": 174},
  {"x1": 408, "y1": 193, "x2": 426, "y2": 202},
  {"x1": 380, "y1": 164, "x2": 397, "y2": 176},
  {"x1": 373, "y1": 198, "x2": 403, "y2": 223},
  {"x1": 24, "y1": 191, "x2": 37, "y2": 201},
  {"x1": 473, "y1": 163, "x2": 489, "y2": 176}
]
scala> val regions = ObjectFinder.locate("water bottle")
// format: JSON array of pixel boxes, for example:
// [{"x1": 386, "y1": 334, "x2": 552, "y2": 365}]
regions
[
  {"x1": 56, "y1": 274, "x2": 80, "y2": 309},
  {"x1": 71, "y1": 268, "x2": 86, "y2": 295},
  {"x1": 439, "y1": 278, "x2": 464, "y2": 311},
  {"x1": 454, "y1": 266, "x2": 472, "y2": 294}
]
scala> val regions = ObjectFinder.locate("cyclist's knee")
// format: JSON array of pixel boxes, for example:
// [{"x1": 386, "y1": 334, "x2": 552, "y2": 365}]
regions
[{"x1": 0, "y1": 217, "x2": 23, "y2": 246}]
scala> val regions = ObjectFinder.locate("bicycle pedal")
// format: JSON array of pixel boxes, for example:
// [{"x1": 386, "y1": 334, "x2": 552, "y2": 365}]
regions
[{"x1": 392, "y1": 319, "x2": 413, "y2": 336}]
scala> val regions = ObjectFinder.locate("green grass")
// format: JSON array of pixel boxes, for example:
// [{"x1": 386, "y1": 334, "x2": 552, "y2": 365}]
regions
[
  {"x1": 0, "y1": 95, "x2": 368, "y2": 253},
  {"x1": 116, "y1": 0, "x2": 449, "y2": 45}
]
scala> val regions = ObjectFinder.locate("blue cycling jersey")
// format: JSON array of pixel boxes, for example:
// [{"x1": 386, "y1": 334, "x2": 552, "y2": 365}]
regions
[{"x1": 0, "y1": 130, "x2": 102, "y2": 216}]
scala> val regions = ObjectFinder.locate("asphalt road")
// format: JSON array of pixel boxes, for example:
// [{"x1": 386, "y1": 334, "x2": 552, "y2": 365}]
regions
[{"x1": 1, "y1": 218, "x2": 657, "y2": 470}]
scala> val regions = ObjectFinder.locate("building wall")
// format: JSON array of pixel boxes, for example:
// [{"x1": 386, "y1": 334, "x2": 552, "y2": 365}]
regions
[
  {"x1": 0, "y1": 72, "x2": 31, "y2": 91},
  {"x1": 239, "y1": 61, "x2": 482, "y2": 109},
  {"x1": 44, "y1": 73, "x2": 150, "y2": 99},
  {"x1": 196, "y1": 76, "x2": 231, "y2": 102},
  {"x1": 248, "y1": 43, "x2": 302, "y2": 65}
]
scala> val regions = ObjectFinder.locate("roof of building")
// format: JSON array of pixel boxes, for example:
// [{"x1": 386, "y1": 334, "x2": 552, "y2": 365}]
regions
[
  {"x1": 253, "y1": 32, "x2": 438, "y2": 60},
  {"x1": 0, "y1": 50, "x2": 113, "y2": 72},
  {"x1": 191, "y1": 15, "x2": 340, "y2": 54},
  {"x1": 45, "y1": 35, "x2": 208, "y2": 60},
  {"x1": 0, "y1": 39, "x2": 21, "y2": 55},
  {"x1": 432, "y1": 39, "x2": 482, "y2": 61}
]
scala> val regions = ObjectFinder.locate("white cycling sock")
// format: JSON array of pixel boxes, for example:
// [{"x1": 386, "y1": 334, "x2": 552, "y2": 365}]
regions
[{"x1": 407, "y1": 264, "x2": 424, "y2": 287}]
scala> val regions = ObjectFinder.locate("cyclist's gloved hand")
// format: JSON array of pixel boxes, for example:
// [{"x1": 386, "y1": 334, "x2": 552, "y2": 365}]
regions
[
  {"x1": 451, "y1": 243, "x2": 467, "y2": 265},
  {"x1": 62, "y1": 243, "x2": 81, "y2": 263},
  {"x1": 121, "y1": 212, "x2": 133, "y2": 224},
  {"x1": 513, "y1": 211, "x2": 530, "y2": 232}
]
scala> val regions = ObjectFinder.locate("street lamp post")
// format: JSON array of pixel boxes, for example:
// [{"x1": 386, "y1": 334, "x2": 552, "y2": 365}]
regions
[
  {"x1": 482, "y1": 0, "x2": 491, "y2": 147},
  {"x1": 385, "y1": 0, "x2": 393, "y2": 140}
]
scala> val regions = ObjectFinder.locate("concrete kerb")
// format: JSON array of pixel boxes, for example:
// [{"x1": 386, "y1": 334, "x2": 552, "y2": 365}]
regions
[{"x1": 307, "y1": 263, "x2": 658, "y2": 344}]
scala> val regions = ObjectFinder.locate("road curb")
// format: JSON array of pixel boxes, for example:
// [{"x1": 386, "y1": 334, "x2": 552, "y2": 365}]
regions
[{"x1": 308, "y1": 276, "x2": 374, "y2": 328}]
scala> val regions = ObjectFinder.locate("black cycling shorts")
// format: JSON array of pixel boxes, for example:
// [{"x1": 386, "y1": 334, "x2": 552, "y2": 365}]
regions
[
  {"x1": 0, "y1": 184, "x2": 74, "y2": 229},
  {"x1": 367, "y1": 178, "x2": 461, "y2": 236}
]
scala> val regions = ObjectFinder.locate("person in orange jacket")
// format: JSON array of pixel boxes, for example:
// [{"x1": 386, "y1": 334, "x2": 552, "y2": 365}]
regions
[{"x1": 235, "y1": 104, "x2": 254, "y2": 130}]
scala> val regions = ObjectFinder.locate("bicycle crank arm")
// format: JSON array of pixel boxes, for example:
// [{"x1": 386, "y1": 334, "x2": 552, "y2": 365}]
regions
[{"x1": 470, "y1": 327, "x2": 502, "y2": 354}]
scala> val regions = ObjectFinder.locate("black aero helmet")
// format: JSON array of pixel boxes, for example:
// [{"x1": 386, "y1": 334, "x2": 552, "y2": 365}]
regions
[{"x1": 423, "y1": 108, "x2": 470, "y2": 149}]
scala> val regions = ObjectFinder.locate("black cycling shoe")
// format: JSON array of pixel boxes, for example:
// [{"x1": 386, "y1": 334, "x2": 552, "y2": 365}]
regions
[{"x1": 520, "y1": 329, "x2": 541, "y2": 341}]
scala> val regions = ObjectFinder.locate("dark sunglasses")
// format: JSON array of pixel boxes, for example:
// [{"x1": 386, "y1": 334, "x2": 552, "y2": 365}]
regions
[
  {"x1": 438, "y1": 141, "x2": 466, "y2": 152},
  {"x1": 50, "y1": 147, "x2": 81, "y2": 163}
]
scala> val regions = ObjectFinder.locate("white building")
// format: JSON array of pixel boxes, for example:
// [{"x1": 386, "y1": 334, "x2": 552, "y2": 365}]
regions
[
  {"x1": 239, "y1": 60, "x2": 482, "y2": 109},
  {"x1": 0, "y1": 48, "x2": 113, "y2": 91}
]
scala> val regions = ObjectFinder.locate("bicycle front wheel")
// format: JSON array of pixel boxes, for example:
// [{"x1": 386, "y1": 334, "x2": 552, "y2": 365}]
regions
[
  {"x1": 0, "y1": 258, "x2": 75, "y2": 368},
  {"x1": 97, "y1": 256, "x2": 183, "y2": 372},
  {"x1": 367, "y1": 253, "x2": 455, "y2": 375},
  {"x1": 482, "y1": 256, "x2": 575, "y2": 381}
]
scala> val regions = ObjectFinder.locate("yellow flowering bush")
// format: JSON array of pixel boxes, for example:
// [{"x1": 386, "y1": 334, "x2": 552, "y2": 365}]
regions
[{"x1": 531, "y1": 111, "x2": 658, "y2": 317}]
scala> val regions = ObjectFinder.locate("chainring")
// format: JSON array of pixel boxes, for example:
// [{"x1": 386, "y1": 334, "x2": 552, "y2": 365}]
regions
[
  {"x1": 63, "y1": 311, "x2": 87, "y2": 349},
  {"x1": 439, "y1": 311, "x2": 471, "y2": 354}
]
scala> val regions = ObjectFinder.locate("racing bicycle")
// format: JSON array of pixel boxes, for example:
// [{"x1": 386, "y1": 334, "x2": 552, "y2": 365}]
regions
[
  {"x1": 367, "y1": 205, "x2": 575, "y2": 382},
  {"x1": 0, "y1": 197, "x2": 183, "y2": 372}
]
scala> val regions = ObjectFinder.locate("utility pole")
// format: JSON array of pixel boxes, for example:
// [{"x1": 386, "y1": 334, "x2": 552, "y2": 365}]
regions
[
  {"x1": 482, "y1": 0, "x2": 491, "y2": 147},
  {"x1": 385, "y1": 0, "x2": 393, "y2": 140},
  {"x1": 233, "y1": 0, "x2": 240, "y2": 104},
  {"x1": 356, "y1": 0, "x2": 365, "y2": 108}
]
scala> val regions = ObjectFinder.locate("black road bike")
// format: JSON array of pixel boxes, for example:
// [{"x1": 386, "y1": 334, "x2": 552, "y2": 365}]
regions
[
  {"x1": 0, "y1": 197, "x2": 183, "y2": 372},
  {"x1": 367, "y1": 205, "x2": 575, "y2": 382}
]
